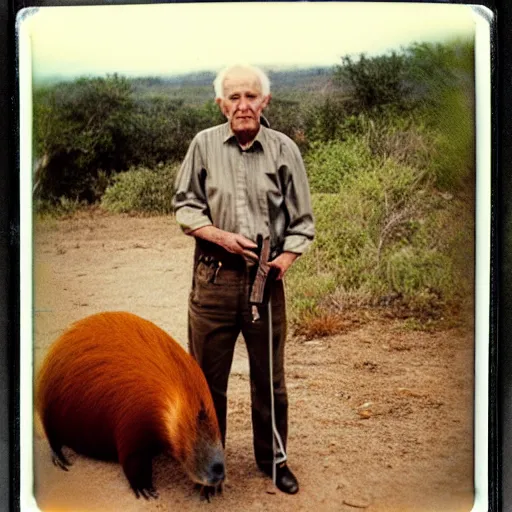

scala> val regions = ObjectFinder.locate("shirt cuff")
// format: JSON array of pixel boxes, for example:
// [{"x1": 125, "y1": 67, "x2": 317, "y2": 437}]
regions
[
  {"x1": 175, "y1": 208, "x2": 213, "y2": 235},
  {"x1": 282, "y1": 234, "x2": 313, "y2": 255}
]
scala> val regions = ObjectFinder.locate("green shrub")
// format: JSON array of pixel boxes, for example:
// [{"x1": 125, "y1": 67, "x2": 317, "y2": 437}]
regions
[
  {"x1": 334, "y1": 52, "x2": 412, "y2": 111},
  {"x1": 33, "y1": 75, "x2": 137, "y2": 202},
  {"x1": 428, "y1": 88, "x2": 475, "y2": 190},
  {"x1": 386, "y1": 247, "x2": 453, "y2": 296},
  {"x1": 286, "y1": 151, "x2": 466, "y2": 324},
  {"x1": 304, "y1": 137, "x2": 374, "y2": 193},
  {"x1": 34, "y1": 196, "x2": 88, "y2": 218},
  {"x1": 33, "y1": 76, "x2": 225, "y2": 203},
  {"x1": 304, "y1": 95, "x2": 351, "y2": 143},
  {"x1": 101, "y1": 164, "x2": 178, "y2": 214}
]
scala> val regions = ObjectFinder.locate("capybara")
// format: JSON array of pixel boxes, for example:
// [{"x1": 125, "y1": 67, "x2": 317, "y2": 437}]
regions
[{"x1": 36, "y1": 311, "x2": 225, "y2": 499}]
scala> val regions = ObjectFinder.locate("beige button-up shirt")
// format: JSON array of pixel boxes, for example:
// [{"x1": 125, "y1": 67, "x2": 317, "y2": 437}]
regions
[{"x1": 173, "y1": 122, "x2": 315, "y2": 257}]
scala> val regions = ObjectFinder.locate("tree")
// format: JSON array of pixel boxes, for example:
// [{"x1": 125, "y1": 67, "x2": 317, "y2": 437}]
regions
[
  {"x1": 33, "y1": 74, "x2": 136, "y2": 202},
  {"x1": 334, "y1": 52, "x2": 411, "y2": 111}
]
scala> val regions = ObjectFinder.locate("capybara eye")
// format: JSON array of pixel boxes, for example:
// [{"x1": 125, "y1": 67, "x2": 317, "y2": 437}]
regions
[{"x1": 197, "y1": 402, "x2": 208, "y2": 423}]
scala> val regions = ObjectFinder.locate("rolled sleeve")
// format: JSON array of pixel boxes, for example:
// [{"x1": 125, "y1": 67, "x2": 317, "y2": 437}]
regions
[
  {"x1": 281, "y1": 140, "x2": 315, "y2": 254},
  {"x1": 282, "y1": 234, "x2": 313, "y2": 254},
  {"x1": 173, "y1": 136, "x2": 212, "y2": 234}
]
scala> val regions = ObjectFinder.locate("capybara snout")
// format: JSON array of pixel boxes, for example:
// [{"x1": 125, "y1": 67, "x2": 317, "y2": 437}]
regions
[
  {"x1": 210, "y1": 461, "x2": 225, "y2": 484},
  {"x1": 36, "y1": 311, "x2": 225, "y2": 499},
  {"x1": 197, "y1": 453, "x2": 225, "y2": 487},
  {"x1": 210, "y1": 462, "x2": 224, "y2": 485},
  {"x1": 185, "y1": 424, "x2": 225, "y2": 486},
  {"x1": 190, "y1": 443, "x2": 225, "y2": 486}
]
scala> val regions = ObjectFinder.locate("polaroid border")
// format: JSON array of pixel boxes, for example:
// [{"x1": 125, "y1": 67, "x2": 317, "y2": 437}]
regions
[{"x1": 7, "y1": 1, "x2": 501, "y2": 511}]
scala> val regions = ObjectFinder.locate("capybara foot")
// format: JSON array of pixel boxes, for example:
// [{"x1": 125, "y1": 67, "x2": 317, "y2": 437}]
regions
[
  {"x1": 197, "y1": 483, "x2": 223, "y2": 502},
  {"x1": 123, "y1": 453, "x2": 158, "y2": 500},
  {"x1": 132, "y1": 485, "x2": 159, "y2": 500},
  {"x1": 51, "y1": 449, "x2": 71, "y2": 471}
]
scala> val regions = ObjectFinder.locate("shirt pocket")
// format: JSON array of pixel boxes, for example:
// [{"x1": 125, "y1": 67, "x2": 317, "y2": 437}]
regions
[{"x1": 264, "y1": 168, "x2": 286, "y2": 215}]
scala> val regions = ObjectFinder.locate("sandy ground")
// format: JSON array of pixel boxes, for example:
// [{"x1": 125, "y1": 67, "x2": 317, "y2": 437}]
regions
[{"x1": 32, "y1": 211, "x2": 475, "y2": 512}]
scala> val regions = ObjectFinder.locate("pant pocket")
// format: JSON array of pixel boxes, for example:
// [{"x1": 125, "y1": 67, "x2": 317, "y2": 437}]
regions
[{"x1": 191, "y1": 262, "x2": 238, "y2": 310}]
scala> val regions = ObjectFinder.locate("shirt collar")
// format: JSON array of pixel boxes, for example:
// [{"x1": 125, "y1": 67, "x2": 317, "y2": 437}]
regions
[{"x1": 222, "y1": 121, "x2": 268, "y2": 152}]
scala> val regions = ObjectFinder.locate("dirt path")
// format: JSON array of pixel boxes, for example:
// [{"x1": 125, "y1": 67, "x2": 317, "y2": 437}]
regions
[{"x1": 32, "y1": 211, "x2": 475, "y2": 512}]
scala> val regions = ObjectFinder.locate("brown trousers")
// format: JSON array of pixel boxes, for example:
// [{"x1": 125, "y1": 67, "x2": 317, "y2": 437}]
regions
[{"x1": 188, "y1": 246, "x2": 288, "y2": 467}]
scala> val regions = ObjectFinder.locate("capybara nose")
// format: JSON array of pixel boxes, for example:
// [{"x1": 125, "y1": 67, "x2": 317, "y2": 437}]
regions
[{"x1": 210, "y1": 462, "x2": 225, "y2": 483}]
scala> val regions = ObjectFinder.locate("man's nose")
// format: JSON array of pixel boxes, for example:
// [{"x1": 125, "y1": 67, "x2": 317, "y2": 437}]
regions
[{"x1": 238, "y1": 96, "x2": 250, "y2": 110}]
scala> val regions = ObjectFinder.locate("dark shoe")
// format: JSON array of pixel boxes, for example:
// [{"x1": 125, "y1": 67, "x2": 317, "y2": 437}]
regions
[{"x1": 259, "y1": 462, "x2": 299, "y2": 495}]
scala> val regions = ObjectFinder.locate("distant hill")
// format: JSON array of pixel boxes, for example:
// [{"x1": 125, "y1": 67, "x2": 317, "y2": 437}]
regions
[
  {"x1": 33, "y1": 66, "x2": 341, "y2": 107},
  {"x1": 128, "y1": 66, "x2": 338, "y2": 105},
  {"x1": 129, "y1": 66, "x2": 333, "y2": 89}
]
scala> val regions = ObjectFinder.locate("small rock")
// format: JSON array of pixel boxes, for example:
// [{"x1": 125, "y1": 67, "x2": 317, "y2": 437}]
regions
[
  {"x1": 265, "y1": 484, "x2": 277, "y2": 495},
  {"x1": 342, "y1": 496, "x2": 372, "y2": 508},
  {"x1": 356, "y1": 402, "x2": 373, "y2": 419},
  {"x1": 397, "y1": 388, "x2": 423, "y2": 398}
]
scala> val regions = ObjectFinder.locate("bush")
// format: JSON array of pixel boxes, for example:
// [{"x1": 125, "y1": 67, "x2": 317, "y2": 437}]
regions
[
  {"x1": 428, "y1": 88, "x2": 475, "y2": 190},
  {"x1": 304, "y1": 137, "x2": 374, "y2": 193},
  {"x1": 34, "y1": 196, "x2": 88, "y2": 218},
  {"x1": 304, "y1": 95, "x2": 355, "y2": 144},
  {"x1": 330, "y1": 40, "x2": 475, "y2": 193},
  {"x1": 386, "y1": 247, "x2": 454, "y2": 296},
  {"x1": 101, "y1": 164, "x2": 178, "y2": 214},
  {"x1": 334, "y1": 52, "x2": 412, "y2": 111},
  {"x1": 33, "y1": 75, "x2": 136, "y2": 202},
  {"x1": 33, "y1": 77, "x2": 225, "y2": 204},
  {"x1": 286, "y1": 149, "x2": 465, "y2": 325}
]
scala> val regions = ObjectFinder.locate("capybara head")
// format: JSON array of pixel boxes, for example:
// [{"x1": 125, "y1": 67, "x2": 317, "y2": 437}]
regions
[
  {"x1": 166, "y1": 386, "x2": 225, "y2": 486},
  {"x1": 171, "y1": 400, "x2": 225, "y2": 487},
  {"x1": 189, "y1": 405, "x2": 225, "y2": 485}
]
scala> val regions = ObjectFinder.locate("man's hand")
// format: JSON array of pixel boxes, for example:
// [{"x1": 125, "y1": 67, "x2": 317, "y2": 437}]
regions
[
  {"x1": 221, "y1": 232, "x2": 259, "y2": 261},
  {"x1": 268, "y1": 252, "x2": 298, "y2": 280},
  {"x1": 190, "y1": 226, "x2": 258, "y2": 262}
]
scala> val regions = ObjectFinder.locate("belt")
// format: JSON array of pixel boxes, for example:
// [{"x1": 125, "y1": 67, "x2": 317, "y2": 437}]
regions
[{"x1": 194, "y1": 239, "x2": 248, "y2": 271}]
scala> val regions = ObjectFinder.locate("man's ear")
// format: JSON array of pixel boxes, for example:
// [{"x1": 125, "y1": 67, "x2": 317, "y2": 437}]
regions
[
  {"x1": 216, "y1": 97, "x2": 227, "y2": 117},
  {"x1": 262, "y1": 94, "x2": 271, "y2": 110}
]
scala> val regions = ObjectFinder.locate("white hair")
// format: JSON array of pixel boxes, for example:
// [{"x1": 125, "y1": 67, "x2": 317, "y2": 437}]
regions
[{"x1": 213, "y1": 65, "x2": 271, "y2": 99}]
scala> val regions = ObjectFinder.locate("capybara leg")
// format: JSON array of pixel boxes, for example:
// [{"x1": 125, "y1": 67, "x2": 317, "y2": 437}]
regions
[
  {"x1": 122, "y1": 452, "x2": 159, "y2": 500},
  {"x1": 46, "y1": 428, "x2": 72, "y2": 471},
  {"x1": 196, "y1": 483, "x2": 223, "y2": 502}
]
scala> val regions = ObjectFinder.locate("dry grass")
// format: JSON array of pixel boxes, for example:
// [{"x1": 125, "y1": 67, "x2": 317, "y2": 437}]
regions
[{"x1": 292, "y1": 310, "x2": 368, "y2": 340}]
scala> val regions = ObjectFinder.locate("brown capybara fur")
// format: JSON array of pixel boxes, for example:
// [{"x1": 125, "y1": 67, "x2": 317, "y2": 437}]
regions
[{"x1": 36, "y1": 311, "x2": 225, "y2": 499}]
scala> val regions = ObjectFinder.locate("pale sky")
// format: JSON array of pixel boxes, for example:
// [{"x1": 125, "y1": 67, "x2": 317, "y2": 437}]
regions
[{"x1": 20, "y1": 2, "x2": 477, "y2": 81}]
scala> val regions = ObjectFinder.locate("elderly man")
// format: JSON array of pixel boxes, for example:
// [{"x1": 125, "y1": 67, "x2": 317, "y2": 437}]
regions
[{"x1": 173, "y1": 64, "x2": 314, "y2": 495}]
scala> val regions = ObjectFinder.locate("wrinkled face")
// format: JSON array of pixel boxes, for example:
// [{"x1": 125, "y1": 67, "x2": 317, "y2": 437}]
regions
[{"x1": 216, "y1": 70, "x2": 270, "y2": 141}]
